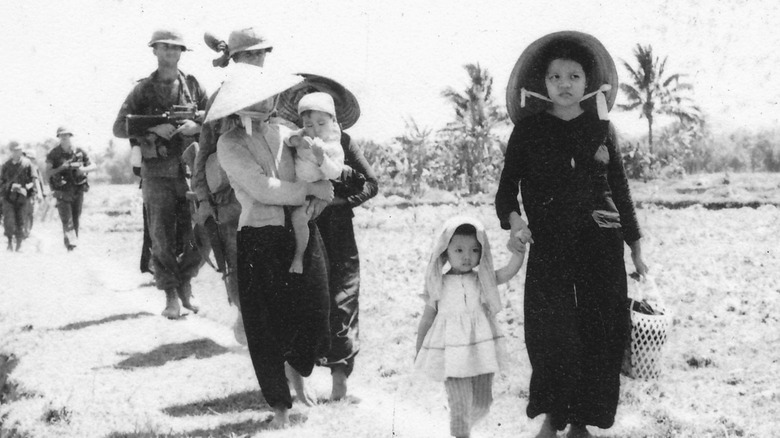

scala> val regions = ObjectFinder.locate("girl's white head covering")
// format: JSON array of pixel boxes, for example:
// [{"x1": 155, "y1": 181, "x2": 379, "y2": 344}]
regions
[{"x1": 424, "y1": 216, "x2": 501, "y2": 315}]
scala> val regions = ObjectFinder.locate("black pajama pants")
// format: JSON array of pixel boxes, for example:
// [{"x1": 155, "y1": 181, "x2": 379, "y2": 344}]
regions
[
  {"x1": 524, "y1": 221, "x2": 629, "y2": 430},
  {"x1": 316, "y1": 206, "x2": 361, "y2": 377},
  {"x1": 236, "y1": 222, "x2": 331, "y2": 410}
]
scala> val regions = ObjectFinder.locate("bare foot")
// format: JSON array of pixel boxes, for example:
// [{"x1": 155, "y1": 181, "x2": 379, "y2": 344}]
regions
[
  {"x1": 177, "y1": 282, "x2": 199, "y2": 313},
  {"x1": 288, "y1": 258, "x2": 304, "y2": 274},
  {"x1": 285, "y1": 363, "x2": 316, "y2": 406},
  {"x1": 161, "y1": 290, "x2": 181, "y2": 319},
  {"x1": 330, "y1": 368, "x2": 348, "y2": 401},
  {"x1": 566, "y1": 424, "x2": 592, "y2": 438},
  {"x1": 535, "y1": 415, "x2": 559, "y2": 438},
  {"x1": 233, "y1": 315, "x2": 247, "y2": 346},
  {"x1": 269, "y1": 405, "x2": 290, "y2": 429}
]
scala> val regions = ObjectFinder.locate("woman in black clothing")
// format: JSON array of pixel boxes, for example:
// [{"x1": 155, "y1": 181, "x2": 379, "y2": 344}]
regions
[
  {"x1": 316, "y1": 130, "x2": 377, "y2": 400},
  {"x1": 277, "y1": 75, "x2": 378, "y2": 400},
  {"x1": 495, "y1": 31, "x2": 648, "y2": 438}
]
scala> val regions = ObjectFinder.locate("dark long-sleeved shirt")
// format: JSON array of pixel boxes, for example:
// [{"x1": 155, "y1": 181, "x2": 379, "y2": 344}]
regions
[
  {"x1": 495, "y1": 111, "x2": 641, "y2": 244},
  {"x1": 112, "y1": 69, "x2": 208, "y2": 179},
  {"x1": 1, "y1": 157, "x2": 37, "y2": 198},
  {"x1": 336, "y1": 132, "x2": 378, "y2": 209}
]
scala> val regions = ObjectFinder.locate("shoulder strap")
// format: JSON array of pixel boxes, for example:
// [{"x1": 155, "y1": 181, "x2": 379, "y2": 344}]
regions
[{"x1": 178, "y1": 70, "x2": 194, "y2": 105}]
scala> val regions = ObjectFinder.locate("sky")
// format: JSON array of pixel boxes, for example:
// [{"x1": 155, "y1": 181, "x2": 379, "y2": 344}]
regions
[{"x1": 1, "y1": 0, "x2": 778, "y2": 152}]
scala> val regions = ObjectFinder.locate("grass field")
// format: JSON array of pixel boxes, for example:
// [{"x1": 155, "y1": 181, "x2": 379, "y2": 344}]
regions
[{"x1": 1, "y1": 175, "x2": 779, "y2": 437}]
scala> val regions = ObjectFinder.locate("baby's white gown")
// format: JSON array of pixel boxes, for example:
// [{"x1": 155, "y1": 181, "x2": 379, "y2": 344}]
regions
[{"x1": 415, "y1": 271, "x2": 508, "y2": 381}]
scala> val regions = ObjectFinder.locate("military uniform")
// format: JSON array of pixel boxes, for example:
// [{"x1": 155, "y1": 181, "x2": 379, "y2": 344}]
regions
[
  {"x1": 1, "y1": 154, "x2": 37, "y2": 251},
  {"x1": 113, "y1": 69, "x2": 208, "y2": 295},
  {"x1": 46, "y1": 144, "x2": 91, "y2": 250}
]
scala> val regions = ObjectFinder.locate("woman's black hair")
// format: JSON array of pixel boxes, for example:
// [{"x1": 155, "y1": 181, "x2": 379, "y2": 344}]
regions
[{"x1": 534, "y1": 38, "x2": 594, "y2": 90}]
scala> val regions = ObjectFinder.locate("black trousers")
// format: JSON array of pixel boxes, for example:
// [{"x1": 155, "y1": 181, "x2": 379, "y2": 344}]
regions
[
  {"x1": 524, "y1": 222, "x2": 629, "y2": 430},
  {"x1": 237, "y1": 223, "x2": 330, "y2": 409},
  {"x1": 316, "y1": 206, "x2": 361, "y2": 377}
]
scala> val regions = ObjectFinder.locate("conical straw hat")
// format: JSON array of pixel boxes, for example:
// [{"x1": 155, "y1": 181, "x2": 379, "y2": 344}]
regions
[
  {"x1": 506, "y1": 31, "x2": 618, "y2": 124},
  {"x1": 205, "y1": 63, "x2": 304, "y2": 123},
  {"x1": 275, "y1": 73, "x2": 360, "y2": 129}
]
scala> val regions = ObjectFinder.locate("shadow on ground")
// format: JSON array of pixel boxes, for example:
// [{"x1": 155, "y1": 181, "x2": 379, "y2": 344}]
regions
[
  {"x1": 105, "y1": 412, "x2": 309, "y2": 437},
  {"x1": 58, "y1": 312, "x2": 154, "y2": 331},
  {"x1": 115, "y1": 338, "x2": 229, "y2": 369},
  {"x1": 163, "y1": 389, "x2": 269, "y2": 416}
]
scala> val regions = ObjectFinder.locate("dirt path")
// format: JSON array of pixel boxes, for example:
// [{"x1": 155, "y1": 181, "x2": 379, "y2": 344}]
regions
[{"x1": 0, "y1": 218, "x2": 446, "y2": 438}]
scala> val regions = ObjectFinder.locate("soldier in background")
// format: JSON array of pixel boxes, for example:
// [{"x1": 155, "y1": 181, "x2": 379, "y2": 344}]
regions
[
  {"x1": 45, "y1": 126, "x2": 96, "y2": 251},
  {"x1": 1, "y1": 142, "x2": 37, "y2": 251},
  {"x1": 191, "y1": 26, "x2": 274, "y2": 344},
  {"x1": 24, "y1": 149, "x2": 47, "y2": 230},
  {"x1": 112, "y1": 29, "x2": 209, "y2": 319}
]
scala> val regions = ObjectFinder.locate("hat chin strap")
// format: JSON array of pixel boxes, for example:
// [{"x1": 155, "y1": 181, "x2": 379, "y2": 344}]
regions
[
  {"x1": 520, "y1": 84, "x2": 611, "y2": 120},
  {"x1": 236, "y1": 110, "x2": 272, "y2": 136}
]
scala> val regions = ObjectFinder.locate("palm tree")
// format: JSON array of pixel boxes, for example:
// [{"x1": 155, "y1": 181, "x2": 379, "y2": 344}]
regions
[
  {"x1": 441, "y1": 63, "x2": 508, "y2": 194},
  {"x1": 395, "y1": 118, "x2": 433, "y2": 195},
  {"x1": 618, "y1": 44, "x2": 702, "y2": 153}
]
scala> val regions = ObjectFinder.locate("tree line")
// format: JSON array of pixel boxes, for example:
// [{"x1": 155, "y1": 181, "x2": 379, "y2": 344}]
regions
[{"x1": 4, "y1": 44, "x2": 779, "y2": 192}]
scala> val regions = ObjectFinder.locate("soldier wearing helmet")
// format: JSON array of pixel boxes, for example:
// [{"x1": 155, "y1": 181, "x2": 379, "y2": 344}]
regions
[
  {"x1": 1, "y1": 141, "x2": 37, "y2": 251},
  {"x1": 112, "y1": 28, "x2": 209, "y2": 319},
  {"x1": 45, "y1": 126, "x2": 96, "y2": 251}
]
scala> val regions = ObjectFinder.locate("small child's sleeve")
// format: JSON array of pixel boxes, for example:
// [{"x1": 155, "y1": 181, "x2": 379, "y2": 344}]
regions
[{"x1": 316, "y1": 140, "x2": 345, "y2": 180}]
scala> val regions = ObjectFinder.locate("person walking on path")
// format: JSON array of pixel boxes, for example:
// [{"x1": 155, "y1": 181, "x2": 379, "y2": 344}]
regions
[
  {"x1": 113, "y1": 28, "x2": 209, "y2": 319},
  {"x1": 1, "y1": 141, "x2": 37, "y2": 251},
  {"x1": 496, "y1": 31, "x2": 649, "y2": 438},
  {"x1": 24, "y1": 149, "x2": 47, "y2": 230},
  {"x1": 44, "y1": 126, "x2": 96, "y2": 251},
  {"x1": 210, "y1": 63, "x2": 334, "y2": 428},
  {"x1": 191, "y1": 26, "x2": 275, "y2": 345},
  {"x1": 414, "y1": 216, "x2": 524, "y2": 438},
  {"x1": 277, "y1": 75, "x2": 377, "y2": 400}
]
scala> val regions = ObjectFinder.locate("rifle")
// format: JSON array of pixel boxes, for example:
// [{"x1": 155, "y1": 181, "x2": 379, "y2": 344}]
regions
[{"x1": 125, "y1": 104, "x2": 201, "y2": 137}]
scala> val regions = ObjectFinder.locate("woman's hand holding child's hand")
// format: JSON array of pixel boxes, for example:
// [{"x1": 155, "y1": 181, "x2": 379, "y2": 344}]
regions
[{"x1": 507, "y1": 227, "x2": 533, "y2": 255}]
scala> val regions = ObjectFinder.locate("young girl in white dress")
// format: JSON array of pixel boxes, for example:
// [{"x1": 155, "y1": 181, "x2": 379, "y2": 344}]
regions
[{"x1": 415, "y1": 216, "x2": 527, "y2": 438}]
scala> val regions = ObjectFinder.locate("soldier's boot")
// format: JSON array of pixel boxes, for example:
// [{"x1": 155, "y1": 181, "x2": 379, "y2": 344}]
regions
[
  {"x1": 14, "y1": 237, "x2": 22, "y2": 252},
  {"x1": 161, "y1": 289, "x2": 181, "y2": 319},
  {"x1": 177, "y1": 282, "x2": 199, "y2": 314},
  {"x1": 6, "y1": 237, "x2": 12, "y2": 251}
]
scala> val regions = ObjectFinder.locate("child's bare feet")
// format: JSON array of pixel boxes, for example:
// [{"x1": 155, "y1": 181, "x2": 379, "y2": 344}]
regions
[
  {"x1": 289, "y1": 257, "x2": 304, "y2": 274},
  {"x1": 269, "y1": 405, "x2": 290, "y2": 429},
  {"x1": 566, "y1": 424, "x2": 592, "y2": 438},
  {"x1": 161, "y1": 289, "x2": 181, "y2": 319},
  {"x1": 330, "y1": 367, "x2": 348, "y2": 401},
  {"x1": 177, "y1": 282, "x2": 199, "y2": 313},
  {"x1": 535, "y1": 414, "x2": 559, "y2": 438},
  {"x1": 285, "y1": 363, "x2": 316, "y2": 406}
]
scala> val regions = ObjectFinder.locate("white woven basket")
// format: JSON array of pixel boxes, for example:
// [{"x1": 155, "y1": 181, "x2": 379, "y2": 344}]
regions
[{"x1": 622, "y1": 299, "x2": 671, "y2": 380}]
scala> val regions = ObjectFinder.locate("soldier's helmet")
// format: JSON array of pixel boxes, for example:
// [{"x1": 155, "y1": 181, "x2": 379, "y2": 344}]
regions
[
  {"x1": 228, "y1": 27, "x2": 273, "y2": 58},
  {"x1": 56, "y1": 126, "x2": 73, "y2": 137},
  {"x1": 148, "y1": 29, "x2": 190, "y2": 51}
]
